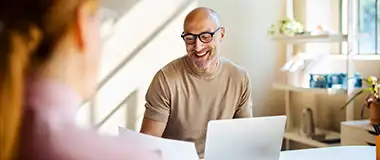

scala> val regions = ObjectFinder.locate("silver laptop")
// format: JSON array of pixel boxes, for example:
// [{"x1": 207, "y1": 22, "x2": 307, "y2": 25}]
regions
[{"x1": 204, "y1": 115, "x2": 286, "y2": 160}]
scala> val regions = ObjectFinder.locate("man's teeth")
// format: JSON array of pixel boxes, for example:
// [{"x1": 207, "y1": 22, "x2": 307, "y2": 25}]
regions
[{"x1": 196, "y1": 51, "x2": 207, "y2": 56}]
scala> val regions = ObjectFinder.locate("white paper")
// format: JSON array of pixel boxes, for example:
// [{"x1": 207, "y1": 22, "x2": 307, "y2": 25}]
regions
[{"x1": 118, "y1": 126, "x2": 199, "y2": 160}]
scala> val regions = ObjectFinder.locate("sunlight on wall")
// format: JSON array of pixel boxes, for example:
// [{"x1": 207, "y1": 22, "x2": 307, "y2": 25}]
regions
[
  {"x1": 302, "y1": 0, "x2": 339, "y2": 56},
  {"x1": 293, "y1": 0, "x2": 344, "y2": 87},
  {"x1": 87, "y1": 0, "x2": 198, "y2": 135},
  {"x1": 99, "y1": 0, "x2": 189, "y2": 81},
  {"x1": 300, "y1": 0, "x2": 380, "y2": 78}
]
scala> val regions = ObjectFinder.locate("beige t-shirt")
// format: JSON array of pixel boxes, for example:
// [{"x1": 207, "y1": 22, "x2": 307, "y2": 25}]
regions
[{"x1": 144, "y1": 55, "x2": 253, "y2": 158}]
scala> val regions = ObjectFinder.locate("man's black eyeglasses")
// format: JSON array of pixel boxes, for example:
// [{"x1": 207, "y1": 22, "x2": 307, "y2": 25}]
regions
[{"x1": 181, "y1": 27, "x2": 222, "y2": 44}]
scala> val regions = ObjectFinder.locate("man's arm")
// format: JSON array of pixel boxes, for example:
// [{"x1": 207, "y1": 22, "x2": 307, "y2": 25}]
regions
[
  {"x1": 140, "y1": 70, "x2": 171, "y2": 137},
  {"x1": 140, "y1": 118, "x2": 167, "y2": 137},
  {"x1": 234, "y1": 71, "x2": 253, "y2": 118}
]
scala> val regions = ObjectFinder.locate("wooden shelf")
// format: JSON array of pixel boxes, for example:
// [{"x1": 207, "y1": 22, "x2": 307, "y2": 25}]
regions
[
  {"x1": 272, "y1": 83, "x2": 348, "y2": 95},
  {"x1": 271, "y1": 34, "x2": 347, "y2": 44},
  {"x1": 272, "y1": 1, "x2": 358, "y2": 149},
  {"x1": 284, "y1": 128, "x2": 341, "y2": 148}
]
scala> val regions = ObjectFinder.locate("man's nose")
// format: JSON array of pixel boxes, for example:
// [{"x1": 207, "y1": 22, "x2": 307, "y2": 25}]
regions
[{"x1": 194, "y1": 38, "x2": 204, "y2": 51}]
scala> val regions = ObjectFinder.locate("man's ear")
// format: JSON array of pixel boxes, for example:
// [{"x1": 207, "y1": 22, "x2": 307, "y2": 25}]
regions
[
  {"x1": 220, "y1": 26, "x2": 225, "y2": 41},
  {"x1": 74, "y1": 0, "x2": 98, "y2": 52}
]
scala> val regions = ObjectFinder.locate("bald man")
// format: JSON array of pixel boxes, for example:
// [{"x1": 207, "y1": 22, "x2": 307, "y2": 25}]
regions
[{"x1": 140, "y1": 7, "x2": 253, "y2": 158}]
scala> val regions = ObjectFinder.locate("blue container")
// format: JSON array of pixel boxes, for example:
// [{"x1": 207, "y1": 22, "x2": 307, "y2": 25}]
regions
[
  {"x1": 339, "y1": 73, "x2": 348, "y2": 89},
  {"x1": 310, "y1": 72, "x2": 362, "y2": 89},
  {"x1": 354, "y1": 73, "x2": 362, "y2": 88},
  {"x1": 328, "y1": 74, "x2": 341, "y2": 88},
  {"x1": 310, "y1": 74, "x2": 328, "y2": 88}
]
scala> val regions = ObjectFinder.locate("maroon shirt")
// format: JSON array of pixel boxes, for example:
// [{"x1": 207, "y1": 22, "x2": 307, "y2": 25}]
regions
[{"x1": 17, "y1": 76, "x2": 161, "y2": 160}]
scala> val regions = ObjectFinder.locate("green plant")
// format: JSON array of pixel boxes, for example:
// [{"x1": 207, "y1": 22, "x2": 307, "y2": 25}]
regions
[
  {"x1": 340, "y1": 76, "x2": 380, "y2": 117},
  {"x1": 267, "y1": 24, "x2": 276, "y2": 36},
  {"x1": 278, "y1": 19, "x2": 304, "y2": 35},
  {"x1": 267, "y1": 18, "x2": 304, "y2": 36}
]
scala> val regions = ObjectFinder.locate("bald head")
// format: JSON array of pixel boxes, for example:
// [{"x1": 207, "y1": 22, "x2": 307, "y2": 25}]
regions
[
  {"x1": 183, "y1": 7, "x2": 221, "y2": 31},
  {"x1": 181, "y1": 7, "x2": 225, "y2": 72}
]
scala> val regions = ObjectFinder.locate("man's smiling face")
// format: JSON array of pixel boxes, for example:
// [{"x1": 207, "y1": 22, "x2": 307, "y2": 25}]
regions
[{"x1": 182, "y1": 8, "x2": 225, "y2": 71}]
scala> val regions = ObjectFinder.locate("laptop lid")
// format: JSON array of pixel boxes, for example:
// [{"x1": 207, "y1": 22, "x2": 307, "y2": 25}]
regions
[{"x1": 204, "y1": 115, "x2": 286, "y2": 160}]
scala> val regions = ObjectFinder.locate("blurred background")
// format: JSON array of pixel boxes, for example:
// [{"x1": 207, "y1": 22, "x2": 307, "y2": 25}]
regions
[{"x1": 78, "y1": 0, "x2": 380, "y2": 151}]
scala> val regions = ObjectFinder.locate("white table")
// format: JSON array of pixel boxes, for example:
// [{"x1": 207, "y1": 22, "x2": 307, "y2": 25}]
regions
[
  {"x1": 200, "y1": 146, "x2": 375, "y2": 160},
  {"x1": 279, "y1": 146, "x2": 375, "y2": 160}
]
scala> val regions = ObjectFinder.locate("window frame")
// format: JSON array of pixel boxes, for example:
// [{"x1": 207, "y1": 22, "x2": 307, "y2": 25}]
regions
[{"x1": 340, "y1": 0, "x2": 380, "y2": 55}]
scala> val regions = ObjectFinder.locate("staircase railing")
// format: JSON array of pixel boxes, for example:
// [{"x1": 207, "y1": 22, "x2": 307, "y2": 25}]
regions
[{"x1": 90, "y1": 0, "x2": 196, "y2": 128}]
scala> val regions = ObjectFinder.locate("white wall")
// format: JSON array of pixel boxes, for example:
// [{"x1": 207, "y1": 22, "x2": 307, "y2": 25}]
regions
[
  {"x1": 198, "y1": 0, "x2": 287, "y2": 116},
  {"x1": 100, "y1": 0, "x2": 140, "y2": 16}
]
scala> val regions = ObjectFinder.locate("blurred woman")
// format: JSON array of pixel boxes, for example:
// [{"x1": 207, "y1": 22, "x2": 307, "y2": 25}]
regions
[{"x1": 0, "y1": 0, "x2": 160, "y2": 160}]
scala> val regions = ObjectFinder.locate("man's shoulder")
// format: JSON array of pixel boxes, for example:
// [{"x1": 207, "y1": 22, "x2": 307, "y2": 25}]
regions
[
  {"x1": 161, "y1": 56, "x2": 185, "y2": 72},
  {"x1": 154, "y1": 56, "x2": 186, "y2": 81},
  {"x1": 220, "y1": 57, "x2": 249, "y2": 78}
]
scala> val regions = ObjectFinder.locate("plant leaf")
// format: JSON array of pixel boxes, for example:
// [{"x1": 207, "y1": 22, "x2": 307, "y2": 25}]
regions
[
  {"x1": 363, "y1": 78, "x2": 371, "y2": 85},
  {"x1": 340, "y1": 90, "x2": 364, "y2": 110},
  {"x1": 363, "y1": 87, "x2": 373, "y2": 92}
]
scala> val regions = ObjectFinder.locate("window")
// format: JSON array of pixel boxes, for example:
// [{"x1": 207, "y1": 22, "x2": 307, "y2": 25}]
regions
[{"x1": 341, "y1": 0, "x2": 379, "y2": 54}]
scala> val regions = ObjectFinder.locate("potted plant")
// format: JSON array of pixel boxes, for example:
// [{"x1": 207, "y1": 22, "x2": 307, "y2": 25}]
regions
[
  {"x1": 340, "y1": 76, "x2": 380, "y2": 124},
  {"x1": 267, "y1": 18, "x2": 305, "y2": 36}
]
